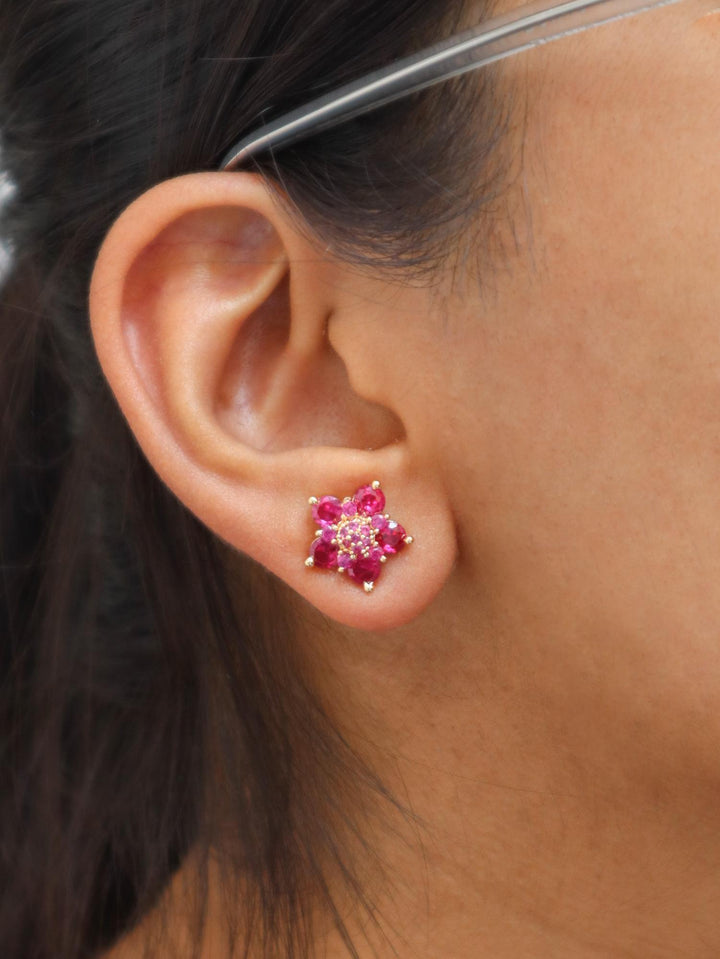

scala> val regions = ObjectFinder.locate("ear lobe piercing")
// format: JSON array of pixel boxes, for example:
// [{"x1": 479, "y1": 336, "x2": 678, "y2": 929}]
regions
[{"x1": 305, "y1": 481, "x2": 413, "y2": 593}]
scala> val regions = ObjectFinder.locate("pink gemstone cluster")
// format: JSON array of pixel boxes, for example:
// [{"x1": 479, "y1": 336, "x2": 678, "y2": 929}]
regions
[{"x1": 305, "y1": 481, "x2": 413, "y2": 593}]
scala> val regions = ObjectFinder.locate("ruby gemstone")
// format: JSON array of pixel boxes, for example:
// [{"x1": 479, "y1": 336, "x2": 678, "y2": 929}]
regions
[
  {"x1": 348, "y1": 554, "x2": 382, "y2": 585},
  {"x1": 311, "y1": 538, "x2": 339, "y2": 569},
  {"x1": 378, "y1": 521, "x2": 406, "y2": 554},
  {"x1": 313, "y1": 496, "x2": 343, "y2": 525},
  {"x1": 355, "y1": 485, "x2": 386, "y2": 516}
]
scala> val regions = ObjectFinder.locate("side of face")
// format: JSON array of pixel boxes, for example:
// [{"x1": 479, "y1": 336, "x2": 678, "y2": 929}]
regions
[{"x1": 414, "y1": 0, "x2": 720, "y2": 779}]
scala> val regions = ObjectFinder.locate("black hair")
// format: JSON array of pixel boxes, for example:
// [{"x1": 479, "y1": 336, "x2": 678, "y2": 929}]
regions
[{"x1": 0, "y1": 1, "x2": 507, "y2": 956}]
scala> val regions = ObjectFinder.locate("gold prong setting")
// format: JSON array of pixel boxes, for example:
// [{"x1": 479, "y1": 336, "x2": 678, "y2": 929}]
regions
[{"x1": 304, "y1": 481, "x2": 412, "y2": 592}]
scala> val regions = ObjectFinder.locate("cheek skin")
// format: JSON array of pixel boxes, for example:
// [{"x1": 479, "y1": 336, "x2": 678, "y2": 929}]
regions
[
  {"x1": 423, "y1": 0, "x2": 720, "y2": 782},
  {"x1": 694, "y1": 9, "x2": 720, "y2": 36}
]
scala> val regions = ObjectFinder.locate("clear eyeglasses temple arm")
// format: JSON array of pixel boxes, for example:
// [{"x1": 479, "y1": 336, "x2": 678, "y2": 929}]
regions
[{"x1": 220, "y1": 0, "x2": 684, "y2": 170}]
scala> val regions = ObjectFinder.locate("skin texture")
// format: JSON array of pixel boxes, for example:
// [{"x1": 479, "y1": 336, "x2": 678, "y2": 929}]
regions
[{"x1": 92, "y1": 0, "x2": 720, "y2": 955}]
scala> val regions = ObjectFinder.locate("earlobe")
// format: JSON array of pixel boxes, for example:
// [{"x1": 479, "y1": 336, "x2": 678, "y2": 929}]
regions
[{"x1": 89, "y1": 171, "x2": 457, "y2": 630}]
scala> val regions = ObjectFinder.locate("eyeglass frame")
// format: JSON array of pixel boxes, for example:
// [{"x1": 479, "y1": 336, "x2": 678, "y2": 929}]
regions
[{"x1": 219, "y1": 0, "x2": 687, "y2": 171}]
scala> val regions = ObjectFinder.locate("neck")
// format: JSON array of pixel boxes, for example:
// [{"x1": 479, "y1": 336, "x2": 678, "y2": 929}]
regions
[
  {"x1": 299, "y1": 562, "x2": 720, "y2": 959},
  {"x1": 109, "y1": 556, "x2": 720, "y2": 959}
]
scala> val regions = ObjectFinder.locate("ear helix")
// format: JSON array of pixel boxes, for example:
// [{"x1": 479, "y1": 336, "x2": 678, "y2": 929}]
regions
[{"x1": 304, "y1": 480, "x2": 413, "y2": 594}]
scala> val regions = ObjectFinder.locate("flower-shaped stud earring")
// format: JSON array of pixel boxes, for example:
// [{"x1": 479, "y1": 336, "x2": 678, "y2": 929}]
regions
[{"x1": 305, "y1": 481, "x2": 413, "y2": 593}]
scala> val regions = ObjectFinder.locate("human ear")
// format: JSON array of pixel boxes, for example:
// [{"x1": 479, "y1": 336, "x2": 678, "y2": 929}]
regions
[{"x1": 89, "y1": 172, "x2": 456, "y2": 629}]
